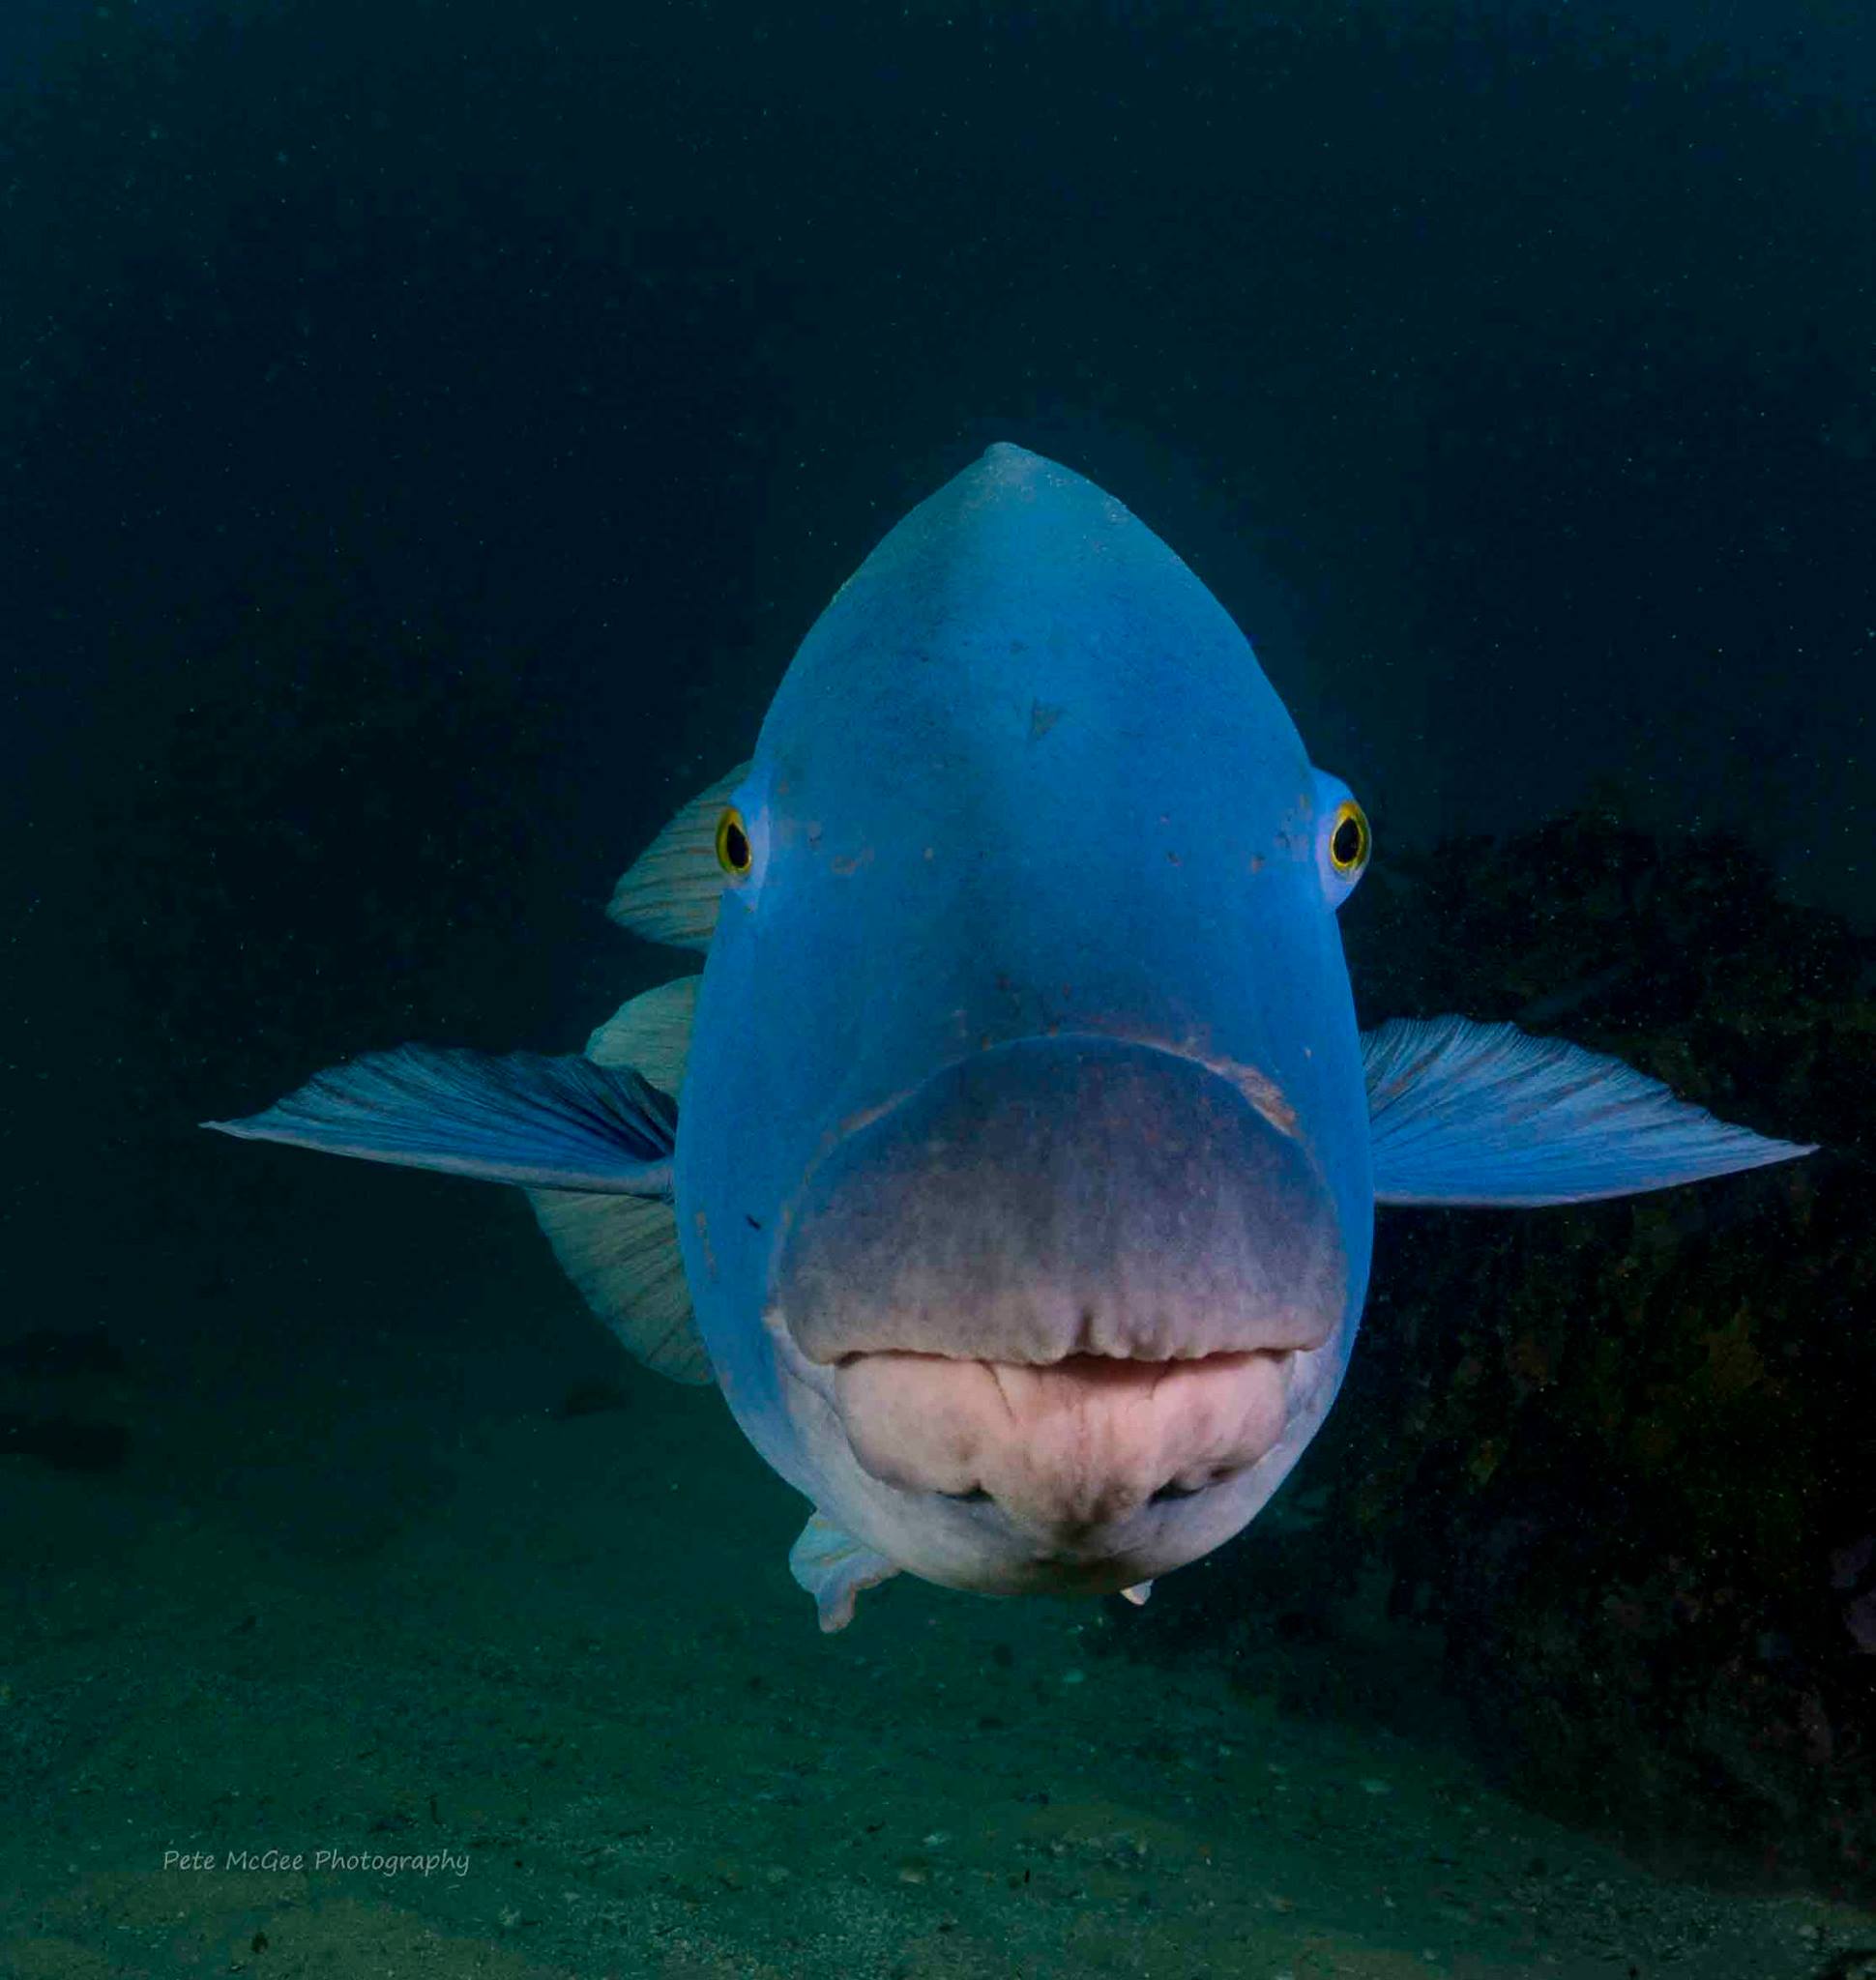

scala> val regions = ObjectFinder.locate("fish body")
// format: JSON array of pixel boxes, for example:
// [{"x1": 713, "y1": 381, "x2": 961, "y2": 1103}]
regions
[
  {"x1": 681, "y1": 447, "x2": 1373, "y2": 1599},
  {"x1": 209, "y1": 444, "x2": 1813, "y2": 1629}
]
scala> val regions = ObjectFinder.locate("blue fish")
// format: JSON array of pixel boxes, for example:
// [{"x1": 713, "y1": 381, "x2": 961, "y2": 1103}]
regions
[{"x1": 208, "y1": 444, "x2": 1814, "y2": 1630}]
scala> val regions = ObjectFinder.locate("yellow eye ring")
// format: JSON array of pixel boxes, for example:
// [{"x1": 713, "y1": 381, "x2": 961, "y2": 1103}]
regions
[
  {"x1": 1328, "y1": 799, "x2": 1370, "y2": 876},
  {"x1": 715, "y1": 806, "x2": 752, "y2": 877}
]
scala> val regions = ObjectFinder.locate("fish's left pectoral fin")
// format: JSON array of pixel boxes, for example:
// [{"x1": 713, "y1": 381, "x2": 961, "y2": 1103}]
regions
[
  {"x1": 788, "y1": 1511, "x2": 901, "y2": 1633},
  {"x1": 1363, "y1": 1015, "x2": 1817, "y2": 1207},
  {"x1": 203, "y1": 1046, "x2": 677, "y2": 1197}
]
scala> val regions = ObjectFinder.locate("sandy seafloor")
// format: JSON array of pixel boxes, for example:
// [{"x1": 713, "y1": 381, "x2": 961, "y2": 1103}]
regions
[{"x1": 3, "y1": 1181, "x2": 1871, "y2": 1980}]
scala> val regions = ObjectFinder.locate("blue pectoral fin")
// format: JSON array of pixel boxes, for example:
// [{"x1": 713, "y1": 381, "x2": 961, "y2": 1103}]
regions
[
  {"x1": 203, "y1": 1046, "x2": 677, "y2": 1198},
  {"x1": 1364, "y1": 1016, "x2": 1816, "y2": 1207}
]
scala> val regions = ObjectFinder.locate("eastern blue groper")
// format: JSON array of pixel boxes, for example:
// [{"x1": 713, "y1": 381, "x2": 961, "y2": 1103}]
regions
[{"x1": 207, "y1": 444, "x2": 1814, "y2": 1630}]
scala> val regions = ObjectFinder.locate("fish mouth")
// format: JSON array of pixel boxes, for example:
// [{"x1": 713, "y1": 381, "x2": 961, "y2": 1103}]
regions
[
  {"x1": 764, "y1": 1034, "x2": 1346, "y2": 1545},
  {"x1": 770, "y1": 1033, "x2": 1345, "y2": 1366},
  {"x1": 761, "y1": 1309, "x2": 1311, "y2": 1566},
  {"x1": 821, "y1": 1341, "x2": 1297, "y2": 1540}
]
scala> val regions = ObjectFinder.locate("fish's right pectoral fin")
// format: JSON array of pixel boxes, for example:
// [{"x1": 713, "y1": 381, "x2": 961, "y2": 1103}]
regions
[
  {"x1": 518, "y1": 975, "x2": 713, "y2": 1383},
  {"x1": 203, "y1": 1045, "x2": 677, "y2": 1198},
  {"x1": 526, "y1": 1186, "x2": 712, "y2": 1384},
  {"x1": 788, "y1": 1512, "x2": 901, "y2": 1632}
]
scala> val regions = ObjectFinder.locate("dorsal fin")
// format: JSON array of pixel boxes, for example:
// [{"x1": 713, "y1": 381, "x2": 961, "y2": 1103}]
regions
[
  {"x1": 525, "y1": 975, "x2": 711, "y2": 1384},
  {"x1": 606, "y1": 762, "x2": 752, "y2": 950}
]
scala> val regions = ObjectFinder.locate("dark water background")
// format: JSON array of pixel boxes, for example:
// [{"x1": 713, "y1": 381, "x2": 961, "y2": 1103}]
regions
[
  {"x1": 2, "y1": 0, "x2": 1874, "y2": 1962},
  {"x1": 5, "y1": 0, "x2": 1872, "y2": 1312},
  {"x1": 7, "y1": 0, "x2": 1874, "y2": 1166}
]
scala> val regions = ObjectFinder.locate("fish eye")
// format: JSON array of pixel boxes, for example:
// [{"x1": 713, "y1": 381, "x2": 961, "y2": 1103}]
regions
[
  {"x1": 715, "y1": 806, "x2": 753, "y2": 878},
  {"x1": 1328, "y1": 800, "x2": 1369, "y2": 877},
  {"x1": 1310, "y1": 771, "x2": 1369, "y2": 909}
]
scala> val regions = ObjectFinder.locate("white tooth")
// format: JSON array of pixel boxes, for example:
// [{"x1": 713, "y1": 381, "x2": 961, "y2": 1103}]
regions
[{"x1": 1121, "y1": 1581, "x2": 1154, "y2": 1607}]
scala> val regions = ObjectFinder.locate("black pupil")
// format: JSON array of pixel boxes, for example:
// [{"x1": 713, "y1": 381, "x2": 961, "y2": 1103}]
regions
[
  {"x1": 1332, "y1": 815, "x2": 1363, "y2": 867},
  {"x1": 724, "y1": 820, "x2": 749, "y2": 869}
]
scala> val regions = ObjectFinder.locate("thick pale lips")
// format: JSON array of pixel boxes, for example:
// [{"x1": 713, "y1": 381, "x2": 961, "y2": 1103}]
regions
[
  {"x1": 768, "y1": 1034, "x2": 1344, "y2": 1532},
  {"x1": 774, "y1": 1035, "x2": 1347, "y2": 1371},
  {"x1": 830, "y1": 1344, "x2": 1296, "y2": 1532}
]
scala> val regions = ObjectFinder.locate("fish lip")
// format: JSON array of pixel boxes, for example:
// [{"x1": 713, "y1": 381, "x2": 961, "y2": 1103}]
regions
[
  {"x1": 762, "y1": 1300, "x2": 1294, "y2": 1395},
  {"x1": 763, "y1": 1298, "x2": 842, "y2": 1407},
  {"x1": 790, "y1": 1026, "x2": 1302, "y2": 1195},
  {"x1": 765, "y1": 1031, "x2": 1345, "y2": 1370},
  {"x1": 762, "y1": 1304, "x2": 1301, "y2": 1494},
  {"x1": 816, "y1": 1338, "x2": 1306, "y2": 1550},
  {"x1": 764, "y1": 1304, "x2": 1339, "y2": 1590}
]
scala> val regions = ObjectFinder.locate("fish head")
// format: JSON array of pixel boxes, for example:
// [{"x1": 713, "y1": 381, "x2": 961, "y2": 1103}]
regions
[{"x1": 676, "y1": 443, "x2": 1375, "y2": 1596}]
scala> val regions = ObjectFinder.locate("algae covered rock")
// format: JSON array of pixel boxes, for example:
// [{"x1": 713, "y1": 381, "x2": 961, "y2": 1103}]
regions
[
  {"x1": 1335, "y1": 810, "x2": 1876, "y2": 1894},
  {"x1": 1118, "y1": 807, "x2": 1875, "y2": 1899}
]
